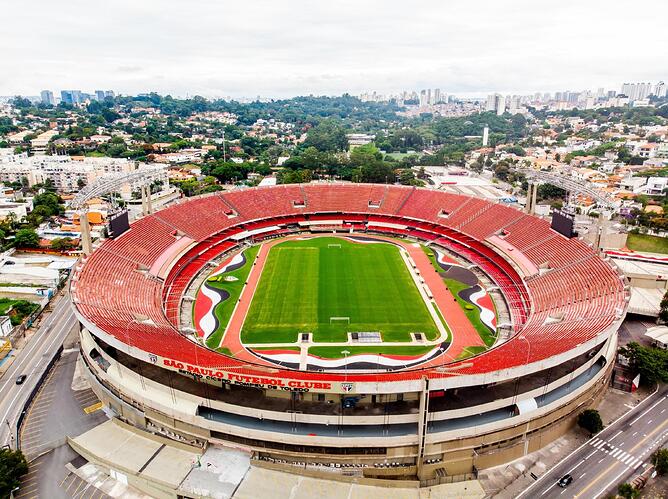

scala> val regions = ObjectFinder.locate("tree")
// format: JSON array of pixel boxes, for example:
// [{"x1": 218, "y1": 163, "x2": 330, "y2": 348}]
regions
[
  {"x1": 14, "y1": 228, "x2": 40, "y2": 248},
  {"x1": 50, "y1": 237, "x2": 76, "y2": 252},
  {"x1": 350, "y1": 143, "x2": 382, "y2": 167},
  {"x1": 10, "y1": 96, "x2": 32, "y2": 109},
  {"x1": 617, "y1": 483, "x2": 640, "y2": 499},
  {"x1": 618, "y1": 342, "x2": 668, "y2": 386},
  {"x1": 537, "y1": 184, "x2": 567, "y2": 202},
  {"x1": 651, "y1": 448, "x2": 668, "y2": 475},
  {"x1": 0, "y1": 447, "x2": 28, "y2": 498},
  {"x1": 577, "y1": 409, "x2": 603, "y2": 434},
  {"x1": 660, "y1": 290, "x2": 668, "y2": 324},
  {"x1": 505, "y1": 145, "x2": 526, "y2": 157},
  {"x1": 399, "y1": 169, "x2": 417, "y2": 185},
  {"x1": 302, "y1": 119, "x2": 348, "y2": 152},
  {"x1": 493, "y1": 162, "x2": 511, "y2": 181},
  {"x1": 32, "y1": 192, "x2": 62, "y2": 216}
]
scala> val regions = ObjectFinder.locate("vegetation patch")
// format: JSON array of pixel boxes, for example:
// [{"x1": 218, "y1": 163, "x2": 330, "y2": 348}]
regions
[
  {"x1": 0, "y1": 298, "x2": 39, "y2": 325},
  {"x1": 202, "y1": 245, "x2": 260, "y2": 349},
  {"x1": 626, "y1": 232, "x2": 668, "y2": 254}
]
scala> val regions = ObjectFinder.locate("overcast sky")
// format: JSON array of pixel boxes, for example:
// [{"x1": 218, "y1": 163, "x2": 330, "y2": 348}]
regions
[{"x1": 2, "y1": 0, "x2": 666, "y2": 99}]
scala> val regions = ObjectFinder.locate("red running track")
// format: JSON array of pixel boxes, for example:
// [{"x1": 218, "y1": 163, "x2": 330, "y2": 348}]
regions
[
  {"x1": 404, "y1": 243, "x2": 486, "y2": 362},
  {"x1": 218, "y1": 240, "x2": 275, "y2": 359}
]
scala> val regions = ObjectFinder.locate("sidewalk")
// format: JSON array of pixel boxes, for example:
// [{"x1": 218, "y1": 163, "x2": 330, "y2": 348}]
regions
[{"x1": 479, "y1": 385, "x2": 653, "y2": 498}]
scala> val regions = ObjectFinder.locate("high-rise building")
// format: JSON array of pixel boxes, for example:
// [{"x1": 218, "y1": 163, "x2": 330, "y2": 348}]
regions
[
  {"x1": 654, "y1": 82, "x2": 666, "y2": 98},
  {"x1": 95, "y1": 90, "x2": 106, "y2": 101},
  {"x1": 508, "y1": 95, "x2": 521, "y2": 114},
  {"x1": 485, "y1": 94, "x2": 496, "y2": 112},
  {"x1": 61, "y1": 90, "x2": 83, "y2": 105},
  {"x1": 620, "y1": 83, "x2": 653, "y2": 101},
  {"x1": 433, "y1": 88, "x2": 440, "y2": 105},
  {"x1": 637, "y1": 83, "x2": 652, "y2": 100},
  {"x1": 495, "y1": 95, "x2": 505, "y2": 115},
  {"x1": 40, "y1": 90, "x2": 55, "y2": 106},
  {"x1": 485, "y1": 94, "x2": 505, "y2": 115},
  {"x1": 482, "y1": 126, "x2": 489, "y2": 147}
]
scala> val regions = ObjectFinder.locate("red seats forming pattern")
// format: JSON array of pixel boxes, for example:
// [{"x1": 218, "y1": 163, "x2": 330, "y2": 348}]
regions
[
  {"x1": 155, "y1": 194, "x2": 234, "y2": 240},
  {"x1": 223, "y1": 185, "x2": 304, "y2": 220},
  {"x1": 396, "y1": 188, "x2": 464, "y2": 221},
  {"x1": 72, "y1": 184, "x2": 626, "y2": 381},
  {"x1": 101, "y1": 216, "x2": 178, "y2": 267}
]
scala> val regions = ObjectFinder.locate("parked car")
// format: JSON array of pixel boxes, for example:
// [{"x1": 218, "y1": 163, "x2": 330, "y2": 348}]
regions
[
  {"x1": 15, "y1": 374, "x2": 27, "y2": 385},
  {"x1": 558, "y1": 474, "x2": 573, "y2": 487}
]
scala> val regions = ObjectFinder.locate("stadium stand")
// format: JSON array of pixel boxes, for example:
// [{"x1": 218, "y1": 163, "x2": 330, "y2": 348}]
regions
[{"x1": 72, "y1": 184, "x2": 627, "y2": 385}]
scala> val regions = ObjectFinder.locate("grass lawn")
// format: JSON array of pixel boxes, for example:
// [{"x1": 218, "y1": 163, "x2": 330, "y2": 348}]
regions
[
  {"x1": 202, "y1": 245, "x2": 260, "y2": 349},
  {"x1": 240, "y1": 237, "x2": 438, "y2": 344},
  {"x1": 626, "y1": 233, "x2": 668, "y2": 254},
  {"x1": 251, "y1": 346, "x2": 301, "y2": 352},
  {"x1": 385, "y1": 152, "x2": 423, "y2": 160},
  {"x1": 307, "y1": 345, "x2": 436, "y2": 358}
]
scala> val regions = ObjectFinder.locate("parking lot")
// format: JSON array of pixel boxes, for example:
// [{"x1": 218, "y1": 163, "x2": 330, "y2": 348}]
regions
[
  {"x1": 16, "y1": 349, "x2": 109, "y2": 498},
  {"x1": 19, "y1": 350, "x2": 106, "y2": 459},
  {"x1": 15, "y1": 450, "x2": 111, "y2": 499}
]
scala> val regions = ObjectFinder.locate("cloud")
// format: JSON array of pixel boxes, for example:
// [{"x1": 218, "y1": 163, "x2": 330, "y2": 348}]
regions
[{"x1": 2, "y1": 0, "x2": 666, "y2": 98}]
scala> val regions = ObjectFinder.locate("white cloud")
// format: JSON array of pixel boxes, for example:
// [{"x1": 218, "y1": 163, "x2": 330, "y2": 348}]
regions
[{"x1": 2, "y1": 0, "x2": 666, "y2": 98}]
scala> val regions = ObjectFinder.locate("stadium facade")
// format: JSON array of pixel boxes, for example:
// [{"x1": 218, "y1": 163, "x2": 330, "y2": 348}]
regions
[{"x1": 72, "y1": 184, "x2": 628, "y2": 482}]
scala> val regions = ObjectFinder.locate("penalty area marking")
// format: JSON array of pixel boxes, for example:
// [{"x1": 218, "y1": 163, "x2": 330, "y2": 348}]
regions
[{"x1": 328, "y1": 244, "x2": 342, "y2": 248}]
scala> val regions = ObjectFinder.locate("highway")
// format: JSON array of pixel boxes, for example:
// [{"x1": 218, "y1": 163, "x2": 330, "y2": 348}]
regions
[
  {"x1": 0, "y1": 291, "x2": 77, "y2": 448},
  {"x1": 519, "y1": 386, "x2": 668, "y2": 499}
]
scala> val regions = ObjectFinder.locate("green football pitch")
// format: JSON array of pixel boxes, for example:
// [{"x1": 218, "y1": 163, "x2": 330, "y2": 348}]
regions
[{"x1": 240, "y1": 237, "x2": 439, "y2": 344}]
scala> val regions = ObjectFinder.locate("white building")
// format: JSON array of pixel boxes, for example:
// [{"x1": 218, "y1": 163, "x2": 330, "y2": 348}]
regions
[
  {"x1": 645, "y1": 177, "x2": 668, "y2": 196},
  {"x1": 620, "y1": 174, "x2": 647, "y2": 193},
  {"x1": 0, "y1": 154, "x2": 141, "y2": 192},
  {"x1": 30, "y1": 129, "x2": 59, "y2": 155},
  {"x1": 346, "y1": 133, "x2": 375, "y2": 149}
]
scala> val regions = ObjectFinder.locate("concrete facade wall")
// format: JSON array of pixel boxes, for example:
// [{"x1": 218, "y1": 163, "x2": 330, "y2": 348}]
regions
[{"x1": 79, "y1": 328, "x2": 617, "y2": 481}]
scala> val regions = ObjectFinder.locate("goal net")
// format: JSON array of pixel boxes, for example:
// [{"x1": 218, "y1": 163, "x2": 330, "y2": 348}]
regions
[{"x1": 329, "y1": 316, "x2": 350, "y2": 324}]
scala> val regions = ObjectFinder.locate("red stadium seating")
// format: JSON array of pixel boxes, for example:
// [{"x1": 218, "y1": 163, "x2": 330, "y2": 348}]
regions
[{"x1": 72, "y1": 184, "x2": 626, "y2": 383}]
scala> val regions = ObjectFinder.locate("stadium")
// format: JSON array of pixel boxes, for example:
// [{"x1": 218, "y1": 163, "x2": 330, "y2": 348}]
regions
[{"x1": 71, "y1": 183, "x2": 629, "y2": 483}]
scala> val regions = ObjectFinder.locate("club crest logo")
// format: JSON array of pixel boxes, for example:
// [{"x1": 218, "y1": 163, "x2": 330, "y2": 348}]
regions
[{"x1": 341, "y1": 382, "x2": 354, "y2": 392}]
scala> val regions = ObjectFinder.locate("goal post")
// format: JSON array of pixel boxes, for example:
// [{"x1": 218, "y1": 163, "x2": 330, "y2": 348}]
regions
[{"x1": 329, "y1": 316, "x2": 350, "y2": 324}]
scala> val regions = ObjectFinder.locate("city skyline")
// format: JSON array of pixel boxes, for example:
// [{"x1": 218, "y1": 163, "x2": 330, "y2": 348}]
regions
[{"x1": 2, "y1": 0, "x2": 667, "y2": 99}]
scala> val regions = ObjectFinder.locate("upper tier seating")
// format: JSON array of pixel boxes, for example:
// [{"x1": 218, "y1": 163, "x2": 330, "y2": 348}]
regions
[{"x1": 155, "y1": 195, "x2": 234, "y2": 240}]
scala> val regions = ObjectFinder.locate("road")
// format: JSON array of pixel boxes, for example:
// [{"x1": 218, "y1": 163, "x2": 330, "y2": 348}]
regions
[
  {"x1": 519, "y1": 385, "x2": 668, "y2": 499},
  {"x1": 0, "y1": 291, "x2": 77, "y2": 448}
]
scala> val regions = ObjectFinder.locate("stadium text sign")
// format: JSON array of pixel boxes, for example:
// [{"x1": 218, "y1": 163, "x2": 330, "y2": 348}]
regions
[{"x1": 162, "y1": 359, "x2": 337, "y2": 392}]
